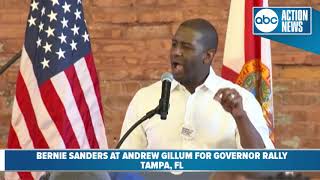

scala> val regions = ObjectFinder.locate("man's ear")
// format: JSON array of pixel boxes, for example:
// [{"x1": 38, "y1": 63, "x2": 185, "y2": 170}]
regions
[{"x1": 203, "y1": 49, "x2": 216, "y2": 65}]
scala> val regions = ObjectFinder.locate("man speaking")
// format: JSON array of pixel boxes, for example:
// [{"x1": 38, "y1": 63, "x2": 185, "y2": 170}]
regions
[{"x1": 120, "y1": 18, "x2": 274, "y2": 150}]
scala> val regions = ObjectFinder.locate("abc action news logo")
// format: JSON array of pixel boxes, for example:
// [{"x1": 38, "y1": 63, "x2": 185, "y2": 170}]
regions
[{"x1": 253, "y1": 7, "x2": 312, "y2": 35}]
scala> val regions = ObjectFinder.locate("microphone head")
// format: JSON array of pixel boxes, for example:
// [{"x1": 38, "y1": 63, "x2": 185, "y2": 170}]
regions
[{"x1": 161, "y1": 72, "x2": 173, "y2": 82}]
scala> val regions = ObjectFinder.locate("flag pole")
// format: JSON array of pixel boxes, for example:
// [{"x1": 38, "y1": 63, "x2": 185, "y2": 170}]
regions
[{"x1": 0, "y1": 50, "x2": 22, "y2": 76}]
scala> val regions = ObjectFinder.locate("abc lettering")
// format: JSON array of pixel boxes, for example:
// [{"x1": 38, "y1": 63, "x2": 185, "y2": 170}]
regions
[{"x1": 255, "y1": 15, "x2": 278, "y2": 24}]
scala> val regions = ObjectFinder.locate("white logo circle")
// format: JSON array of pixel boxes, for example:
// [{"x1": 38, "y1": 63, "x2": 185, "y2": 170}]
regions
[{"x1": 254, "y1": 9, "x2": 278, "y2": 33}]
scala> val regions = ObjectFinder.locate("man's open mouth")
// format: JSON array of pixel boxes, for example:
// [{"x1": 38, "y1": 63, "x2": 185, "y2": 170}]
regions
[
  {"x1": 171, "y1": 60, "x2": 184, "y2": 74},
  {"x1": 171, "y1": 60, "x2": 183, "y2": 68}
]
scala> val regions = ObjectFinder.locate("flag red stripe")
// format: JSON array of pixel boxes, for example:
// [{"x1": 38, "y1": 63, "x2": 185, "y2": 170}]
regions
[
  {"x1": 7, "y1": 126, "x2": 34, "y2": 179},
  {"x1": 39, "y1": 80, "x2": 80, "y2": 148},
  {"x1": 65, "y1": 65, "x2": 100, "y2": 148},
  {"x1": 244, "y1": 0, "x2": 262, "y2": 61},
  {"x1": 85, "y1": 53, "x2": 105, "y2": 123},
  {"x1": 18, "y1": 172, "x2": 34, "y2": 180},
  {"x1": 7, "y1": 125, "x2": 21, "y2": 148},
  {"x1": 15, "y1": 73, "x2": 49, "y2": 148},
  {"x1": 221, "y1": 65, "x2": 239, "y2": 83}
]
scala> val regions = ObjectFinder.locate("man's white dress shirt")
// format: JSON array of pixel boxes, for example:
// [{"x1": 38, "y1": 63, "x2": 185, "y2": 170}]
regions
[{"x1": 120, "y1": 67, "x2": 274, "y2": 149}]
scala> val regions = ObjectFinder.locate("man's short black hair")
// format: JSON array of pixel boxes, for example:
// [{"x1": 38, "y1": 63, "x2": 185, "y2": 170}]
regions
[{"x1": 179, "y1": 18, "x2": 218, "y2": 51}]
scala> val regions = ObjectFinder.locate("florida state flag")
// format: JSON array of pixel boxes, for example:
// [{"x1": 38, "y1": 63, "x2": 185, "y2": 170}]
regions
[{"x1": 222, "y1": 0, "x2": 274, "y2": 140}]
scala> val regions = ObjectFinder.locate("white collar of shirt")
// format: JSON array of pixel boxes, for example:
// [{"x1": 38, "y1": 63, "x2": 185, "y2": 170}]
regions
[{"x1": 171, "y1": 67, "x2": 217, "y2": 93}]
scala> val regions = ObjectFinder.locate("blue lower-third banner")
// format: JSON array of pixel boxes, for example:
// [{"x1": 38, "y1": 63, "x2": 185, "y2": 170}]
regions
[{"x1": 3, "y1": 149, "x2": 320, "y2": 171}]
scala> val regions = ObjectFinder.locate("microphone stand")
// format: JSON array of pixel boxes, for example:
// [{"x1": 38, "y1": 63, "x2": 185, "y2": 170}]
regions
[
  {"x1": 0, "y1": 50, "x2": 22, "y2": 76},
  {"x1": 115, "y1": 106, "x2": 159, "y2": 149}
]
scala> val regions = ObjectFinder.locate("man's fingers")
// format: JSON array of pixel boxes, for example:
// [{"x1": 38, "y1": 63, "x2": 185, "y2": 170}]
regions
[
  {"x1": 214, "y1": 88, "x2": 230, "y2": 102},
  {"x1": 221, "y1": 91, "x2": 234, "y2": 110},
  {"x1": 214, "y1": 88, "x2": 243, "y2": 115},
  {"x1": 220, "y1": 89, "x2": 233, "y2": 103},
  {"x1": 214, "y1": 88, "x2": 241, "y2": 107},
  {"x1": 231, "y1": 96, "x2": 242, "y2": 108}
]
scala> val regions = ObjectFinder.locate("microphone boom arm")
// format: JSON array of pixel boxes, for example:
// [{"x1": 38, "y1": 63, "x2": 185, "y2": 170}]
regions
[{"x1": 0, "y1": 50, "x2": 22, "y2": 76}]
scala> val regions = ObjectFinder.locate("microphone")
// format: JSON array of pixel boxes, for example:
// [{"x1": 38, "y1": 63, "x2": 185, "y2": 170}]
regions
[{"x1": 158, "y1": 72, "x2": 173, "y2": 120}]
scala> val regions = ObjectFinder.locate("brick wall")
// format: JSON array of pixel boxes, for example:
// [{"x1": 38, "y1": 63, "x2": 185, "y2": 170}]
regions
[{"x1": 0, "y1": 0, "x2": 320, "y2": 151}]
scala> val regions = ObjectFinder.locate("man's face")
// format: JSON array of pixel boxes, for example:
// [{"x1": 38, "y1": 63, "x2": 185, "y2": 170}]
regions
[{"x1": 170, "y1": 26, "x2": 206, "y2": 85}]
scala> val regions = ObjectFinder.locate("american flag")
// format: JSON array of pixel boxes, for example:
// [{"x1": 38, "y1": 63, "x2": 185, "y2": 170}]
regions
[{"x1": 6, "y1": 0, "x2": 108, "y2": 179}]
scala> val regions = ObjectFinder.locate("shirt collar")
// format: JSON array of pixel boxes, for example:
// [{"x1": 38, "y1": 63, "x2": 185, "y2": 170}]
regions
[
  {"x1": 201, "y1": 67, "x2": 217, "y2": 92},
  {"x1": 170, "y1": 67, "x2": 217, "y2": 92},
  {"x1": 171, "y1": 78, "x2": 180, "y2": 92}
]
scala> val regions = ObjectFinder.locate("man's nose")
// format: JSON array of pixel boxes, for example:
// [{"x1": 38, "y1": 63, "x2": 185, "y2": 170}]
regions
[{"x1": 171, "y1": 45, "x2": 182, "y2": 57}]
